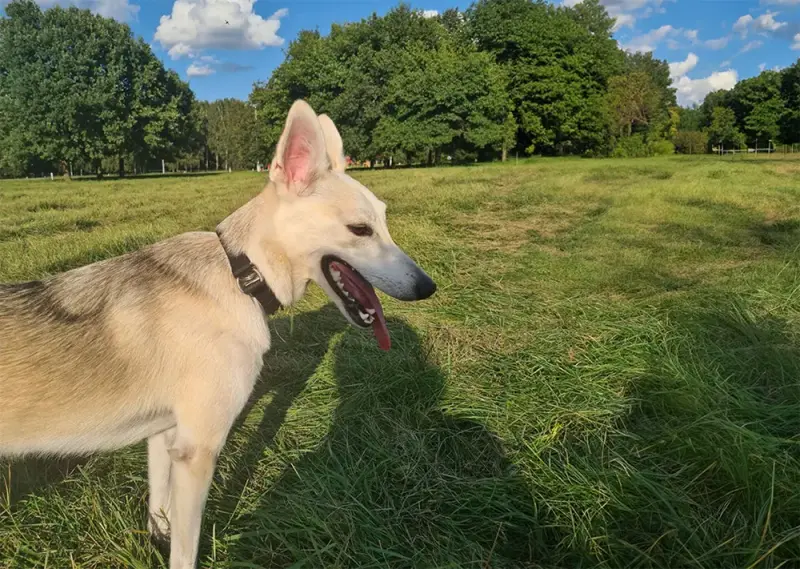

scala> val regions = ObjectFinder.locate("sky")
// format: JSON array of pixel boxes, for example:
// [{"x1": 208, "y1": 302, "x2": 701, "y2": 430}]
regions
[{"x1": 1, "y1": 0, "x2": 799, "y2": 106}]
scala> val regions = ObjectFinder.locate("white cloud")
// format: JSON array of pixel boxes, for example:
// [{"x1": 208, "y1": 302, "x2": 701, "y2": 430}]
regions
[
  {"x1": 755, "y1": 11, "x2": 788, "y2": 31},
  {"x1": 674, "y1": 69, "x2": 739, "y2": 106},
  {"x1": 762, "y1": 0, "x2": 800, "y2": 4},
  {"x1": 422, "y1": 9, "x2": 438, "y2": 18},
  {"x1": 563, "y1": 0, "x2": 668, "y2": 34},
  {"x1": 612, "y1": 13, "x2": 636, "y2": 31},
  {"x1": 187, "y1": 62, "x2": 215, "y2": 77},
  {"x1": 669, "y1": 52, "x2": 698, "y2": 79},
  {"x1": 622, "y1": 24, "x2": 678, "y2": 53},
  {"x1": 733, "y1": 14, "x2": 753, "y2": 37},
  {"x1": 704, "y1": 36, "x2": 729, "y2": 50},
  {"x1": 740, "y1": 40, "x2": 764, "y2": 53},
  {"x1": 733, "y1": 11, "x2": 788, "y2": 37},
  {"x1": 154, "y1": 0, "x2": 288, "y2": 60},
  {"x1": 720, "y1": 60, "x2": 732, "y2": 68},
  {"x1": 759, "y1": 62, "x2": 767, "y2": 71},
  {"x1": 793, "y1": 32, "x2": 800, "y2": 49},
  {"x1": 668, "y1": 53, "x2": 738, "y2": 106},
  {"x1": 684, "y1": 29, "x2": 698, "y2": 41},
  {"x1": 1, "y1": 0, "x2": 140, "y2": 21}
]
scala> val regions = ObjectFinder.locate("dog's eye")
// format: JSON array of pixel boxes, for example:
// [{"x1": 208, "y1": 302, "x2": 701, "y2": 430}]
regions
[{"x1": 347, "y1": 224, "x2": 373, "y2": 237}]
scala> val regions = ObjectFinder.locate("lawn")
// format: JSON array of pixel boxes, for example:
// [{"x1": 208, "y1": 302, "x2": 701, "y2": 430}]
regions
[{"x1": 1, "y1": 155, "x2": 799, "y2": 568}]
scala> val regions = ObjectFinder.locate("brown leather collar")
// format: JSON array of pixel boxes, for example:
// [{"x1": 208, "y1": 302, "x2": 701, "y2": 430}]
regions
[{"x1": 216, "y1": 229, "x2": 282, "y2": 316}]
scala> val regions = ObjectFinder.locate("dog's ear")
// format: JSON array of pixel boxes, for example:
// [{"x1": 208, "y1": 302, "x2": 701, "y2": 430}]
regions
[
  {"x1": 317, "y1": 114, "x2": 346, "y2": 173},
  {"x1": 270, "y1": 100, "x2": 330, "y2": 195}
]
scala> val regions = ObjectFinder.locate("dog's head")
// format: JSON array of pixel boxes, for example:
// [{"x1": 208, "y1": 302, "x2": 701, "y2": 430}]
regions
[{"x1": 267, "y1": 100, "x2": 436, "y2": 350}]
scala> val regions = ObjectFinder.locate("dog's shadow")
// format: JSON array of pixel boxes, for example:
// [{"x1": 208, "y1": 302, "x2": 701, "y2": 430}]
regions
[{"x1": 206, "y1": 305, "x2": 542, "y2": 568}]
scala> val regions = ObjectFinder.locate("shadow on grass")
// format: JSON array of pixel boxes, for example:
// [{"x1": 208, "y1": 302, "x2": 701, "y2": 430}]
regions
[
  {"x1": 1, "y1": 456, "x2": 90, "y2": 509},
  {"x1": 543, "y1": 297, "x2": 800, "y2": 567},
  {"x1": 215, "y1": 307, "x2": 544, "y2": 569}
]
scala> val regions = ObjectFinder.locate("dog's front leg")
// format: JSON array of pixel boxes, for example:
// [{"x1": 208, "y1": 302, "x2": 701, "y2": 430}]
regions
[
  {"x1": 167, "y1": 437, "x2": 220, "y2": 569},
  {"x1": 148, "y1": 427, "x2": 176, "y2": 547}
]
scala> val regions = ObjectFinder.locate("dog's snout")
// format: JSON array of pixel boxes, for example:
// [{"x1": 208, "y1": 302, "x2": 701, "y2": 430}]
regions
[{"x1": 414, "y1": 272, "x2": 437, "y2": 300}]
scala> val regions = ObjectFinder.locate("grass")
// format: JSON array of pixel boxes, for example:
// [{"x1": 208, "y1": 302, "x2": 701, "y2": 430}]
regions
[{"x1": 1, "y1": 154, "x2": 800, "y2": 568}]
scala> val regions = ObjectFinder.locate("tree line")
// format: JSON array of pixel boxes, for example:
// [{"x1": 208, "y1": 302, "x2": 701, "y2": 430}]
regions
[{"x1": 2, "y1": 0, "x2": 799, "y2": 178}]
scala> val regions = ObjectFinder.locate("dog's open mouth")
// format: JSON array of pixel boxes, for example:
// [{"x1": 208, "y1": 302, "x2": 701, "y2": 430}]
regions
[{"x1": 321, "y1": 255, "x2": 390, "y2": 351}]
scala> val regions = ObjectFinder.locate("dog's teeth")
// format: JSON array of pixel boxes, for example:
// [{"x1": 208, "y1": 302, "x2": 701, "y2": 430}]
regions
[
  {"x1": 366, "y1": 308, "x2": 376, "y2": 315},
  {"x1": 331, "y1": 269, "x2": 341, "y2": 280},
  {"x1": 359, "y1": 311, "x2": 374, "y2": 324}
]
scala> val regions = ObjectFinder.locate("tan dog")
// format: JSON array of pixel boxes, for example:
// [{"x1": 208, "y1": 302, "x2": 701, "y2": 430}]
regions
[{"x1": 0, "y1": 100, "x2": 436, "y2": 569}]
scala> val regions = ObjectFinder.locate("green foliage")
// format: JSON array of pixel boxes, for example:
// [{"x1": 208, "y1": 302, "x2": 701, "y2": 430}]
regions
[
  {"x1": 612, "y1": 134, "x2": 649, "y2": 158},
  {"x1": 200, "y1": 99, "x2": 263, "y2": 171},
  {"x1": 607, "y1": 72, "x2": 664, "y2": 137},
  {"x1": 672, "y1": 130, "x2": 709, "y2": 154},
  {"x1": 707, "y1": 107, "x2": 746, "y2": 150},
  {"x1": 694, "y1": 61, "x2": 800, "y2": 148},
  {"x1": 0, "y1": 0, "x2": 199, "y2": 178},
  {"x1": 678, "y1": 107, "x2": 703, "y2": 131},
  {"x1": 648, "y1": 139, "x2": 675, "y2": 156},
  {"x1": 779, "y1": 61, "x2": 800, "y2": 143}
]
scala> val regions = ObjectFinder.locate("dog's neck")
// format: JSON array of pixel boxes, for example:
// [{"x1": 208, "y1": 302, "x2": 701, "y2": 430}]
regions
[{"x1": 215, "y1": 187, "x2": 306, "y2": 308}]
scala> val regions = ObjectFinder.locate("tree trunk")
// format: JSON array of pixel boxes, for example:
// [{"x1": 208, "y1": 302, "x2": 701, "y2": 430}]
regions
[
  {"x1": 215, "y1": 153, "x2": 219, "y2": 171},
  {"x1": 502, "y1": 146, "x2": 508, "y2": 162},
  {"x1": 118, "y1": 157, "x2": 125, "y2": 178}
]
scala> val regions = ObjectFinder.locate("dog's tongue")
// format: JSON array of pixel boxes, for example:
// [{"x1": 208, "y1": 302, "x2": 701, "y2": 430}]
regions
[{"x1": 331, "y1": 262, "x2": 391, "y2": 351}]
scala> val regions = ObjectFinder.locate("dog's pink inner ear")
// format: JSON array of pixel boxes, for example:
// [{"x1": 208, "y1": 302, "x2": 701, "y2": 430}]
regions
[{"x1": 284, "y1": 123, "x2": 315, "y2": 185}]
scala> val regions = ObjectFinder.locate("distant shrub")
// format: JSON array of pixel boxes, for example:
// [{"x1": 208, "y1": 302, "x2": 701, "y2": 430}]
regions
[
  {"x1": 673, "y1": 131, "x2": 709, "y2": 154},
  {"x1": 612, "y1": 134, "x2": 649, "y2": 158},
  {"x1": 648, "y1": 140, "x2": 675, "y2": 156}
]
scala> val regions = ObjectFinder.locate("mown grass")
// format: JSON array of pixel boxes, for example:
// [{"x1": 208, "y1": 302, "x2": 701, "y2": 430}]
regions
[{"x1": 1, "y1": 154, "x2": 799, "y2": 568}]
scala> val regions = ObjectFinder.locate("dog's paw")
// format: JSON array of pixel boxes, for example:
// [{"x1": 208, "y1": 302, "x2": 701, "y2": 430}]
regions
[{"x1": 148, "y1": 512, "x2": 171, "y2": 555}]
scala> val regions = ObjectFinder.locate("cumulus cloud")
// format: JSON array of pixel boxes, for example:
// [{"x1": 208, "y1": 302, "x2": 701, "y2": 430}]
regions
[
  {"x1": 733, "y1": 14, "x2": 754, "y2": 37},
  {"x1": 668, "y1": 52, "x2": 698, "y2": 78},
  {"x1": 759, "y1": 62, "x2": 767, "y2": 71},
  {"x1": 422, "y1": 9, "x2": 438, "y2": 18},
  {"x1": 680, "y1": 29, "x2": 730, "y2": 50},
  {"x1": 187, "y1": 62, "x2": 215, "y2": 77},
  {"x1": 612, "y1": 13, "x2": 636, "y2": 31},
  {"x1": 562, "y1": 0, "x2": 667, "y2": 34},
  {"x1": 154, "y1": 0, "x2": 288, "y2": 60},
  {"x1": 622, "y1": 24, "x2": 678, "y2": 53},
  {"x1": 668, "y1": 53, "x2": 738, "y2": 106},
  {"x1": 704, "y1": 36, "x2": 729, "y2": 49},
  {"x1": 793, "y1": 32, "x2": 800, "y2": 49},
  {"x1": 733, "y1": 11, "x2": 788, "y2": 37},
  {"x1": 674, "y1": 70, "x2": 739, "y2": 106},
  {"x1": 0, "y1": 0, "x2": 140, "y2": 21}
]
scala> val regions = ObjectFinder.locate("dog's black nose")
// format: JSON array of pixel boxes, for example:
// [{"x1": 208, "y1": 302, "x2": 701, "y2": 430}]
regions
[{"x1": 414, "y1": 273, "x2": 437, "y2": 300}]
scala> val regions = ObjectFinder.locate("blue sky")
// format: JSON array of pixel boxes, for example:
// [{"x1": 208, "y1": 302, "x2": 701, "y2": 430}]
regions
[{"x1": 3, "y1": 0, "x2": 799, "y2": 106}]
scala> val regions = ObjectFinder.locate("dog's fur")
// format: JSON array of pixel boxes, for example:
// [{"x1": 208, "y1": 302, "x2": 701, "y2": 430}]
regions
[{"x1": 0, "y1": 100, "x2": 436, "y2": 569}]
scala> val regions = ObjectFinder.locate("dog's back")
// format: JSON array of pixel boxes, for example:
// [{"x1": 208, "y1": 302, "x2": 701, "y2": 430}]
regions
[{"x1": 0, "y1": 231, "x2": 269, "y2": 457}]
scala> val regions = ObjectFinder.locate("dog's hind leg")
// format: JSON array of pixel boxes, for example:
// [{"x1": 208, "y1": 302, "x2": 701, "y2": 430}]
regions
[{"x1": 148, "y1": 427, "x2": 176, "y2": 548}]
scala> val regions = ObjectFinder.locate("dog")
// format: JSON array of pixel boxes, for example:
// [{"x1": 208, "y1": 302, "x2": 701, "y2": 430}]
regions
[{"x1": 0, "y1": 100, "x2": 437, "y2": 569}]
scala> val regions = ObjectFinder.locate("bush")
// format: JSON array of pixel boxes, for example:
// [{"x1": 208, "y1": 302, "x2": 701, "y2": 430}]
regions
[
  {"x1": 673, "y1": 131, "x2": 709, "y2": 154},
  {"x1": 612, "y1": 134, "x2": 649, "y2": 158},
  {"x1": 648, "y1": 140, "x2": 675, "y2": 156}
]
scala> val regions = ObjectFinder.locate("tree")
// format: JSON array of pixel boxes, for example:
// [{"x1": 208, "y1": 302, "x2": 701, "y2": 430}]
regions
[
  {"x1": 607, "y1": 72, "x2": 663, "y2": 137},
  {"x1": 0, "y1": 0, "x2": 199, "y2": 178},
  {"x1": 466, "y1": 0, "x2": 623, "y2": 155},
  {"x1": 728, "y1": 71, "x2": 784, "y2": 145},
  {"x1": 374, "y1": 40, "x2": 514, "y2": 163},
  {"x1": 707, "y1": 107, "x2": 745, "y2": 151},
  {"x1": 673, "y1": 131, "x2": 708, "y2": 154},
  {"x1": 779, "y1": 61, "x2": 800, "y2": 144}
]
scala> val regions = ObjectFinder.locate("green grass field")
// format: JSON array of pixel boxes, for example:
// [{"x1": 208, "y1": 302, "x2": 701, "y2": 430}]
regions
[{"x1": 1, "y1": 155, "x2": 799, "y2": 568}]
